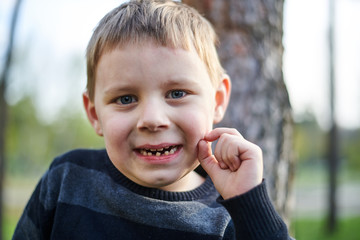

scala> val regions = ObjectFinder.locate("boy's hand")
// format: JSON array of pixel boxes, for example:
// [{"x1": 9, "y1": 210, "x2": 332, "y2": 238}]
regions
[{"x1": 197, "y1": 128, "x2": 263, "y2": 200}]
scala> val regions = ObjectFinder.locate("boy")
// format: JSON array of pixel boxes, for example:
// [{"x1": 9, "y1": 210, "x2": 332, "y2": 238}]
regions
[{"x1": 13, "y1": 0, "x2": 292, "y2": 239}]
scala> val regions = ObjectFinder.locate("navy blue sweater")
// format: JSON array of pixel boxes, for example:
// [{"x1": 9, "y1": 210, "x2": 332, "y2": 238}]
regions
[{"x1": 13, "y1": 149, "x2": 291, "y2": 239}]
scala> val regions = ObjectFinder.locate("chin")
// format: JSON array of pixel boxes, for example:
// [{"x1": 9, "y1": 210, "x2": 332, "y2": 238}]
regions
[
  {"x1": 137, "y1": 170, "x2": 189, "y2": 191},
  {"x1": 141, "y1": 175, "x2": 179, "y2": 188}
]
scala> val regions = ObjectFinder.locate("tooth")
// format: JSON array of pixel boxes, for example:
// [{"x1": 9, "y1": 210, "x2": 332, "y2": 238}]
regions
[
  {"x1": 170, "y1": 149, "x2": 175, "y2": 154},
  {"x1": 164, "y1": 151, "x2": 169, "y2": 155},
  {"x1": 165, "y1": 146, "x2": 170, "y2": 150},
  {"x1": 141, "y1": 150, "x2": 147, "y2": 156},
  {"x1": 156, "y1": 152, "x2": 161, "y2": 156},
  {"x1": 158, "y1": 148, "x2": 163, "y2": 151},
  {"x1": 150, "y1": 149, "x2": 156, "y2": 151},
  {"x1": 147, "y1": 152, "x2": 153, "y2": 156}
]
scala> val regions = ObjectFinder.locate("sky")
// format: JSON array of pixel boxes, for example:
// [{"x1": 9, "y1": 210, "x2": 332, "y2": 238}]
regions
[
  {"x1": 1, "y1": 0, "x2": 360, "y2": 129},
  {"x1": 283, "y1": 0, "x2": 360, "y2": 129}
]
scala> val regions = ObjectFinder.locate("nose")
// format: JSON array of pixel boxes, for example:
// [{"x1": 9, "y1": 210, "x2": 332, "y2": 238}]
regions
[{"x1": 137, "y1": 99, "x2": 170, "y2": 132}]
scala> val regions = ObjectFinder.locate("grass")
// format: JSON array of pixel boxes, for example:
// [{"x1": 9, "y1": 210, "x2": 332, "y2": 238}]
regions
[
  {"x1": 292, "y1": 166, "x2": 360, "y2": 239},
  {"x1": 292, "y1": 217, "x2": 360, "y2": 240}
]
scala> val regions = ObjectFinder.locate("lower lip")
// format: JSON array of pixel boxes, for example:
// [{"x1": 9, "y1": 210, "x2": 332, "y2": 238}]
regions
[{"x1": 135, "y1": 147, "x2": 182, "y2": 164}]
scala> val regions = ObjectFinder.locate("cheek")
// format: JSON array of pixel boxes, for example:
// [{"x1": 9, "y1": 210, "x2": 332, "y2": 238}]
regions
[
  {"x1": 182, "y1": 107, "x2": 214, "y2": 143},
  {"x1": 101, "y1": 113, "x2": 132, "y2": 145}
]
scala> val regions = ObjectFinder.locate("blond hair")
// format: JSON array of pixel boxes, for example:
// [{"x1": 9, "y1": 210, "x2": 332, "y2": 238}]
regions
[{"x1": 86, "y1": 0, "x2": 224, "y2": 100}]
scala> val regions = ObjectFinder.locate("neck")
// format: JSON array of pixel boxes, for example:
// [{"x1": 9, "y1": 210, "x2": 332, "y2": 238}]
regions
[{"x1": 159, "y1": 171, "x2": 205, "y2": 192}]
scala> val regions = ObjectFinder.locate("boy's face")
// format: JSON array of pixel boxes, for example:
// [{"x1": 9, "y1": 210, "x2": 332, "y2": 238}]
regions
[{"x1": 84, "y1": 42, "x2": 230, "y2": 191}]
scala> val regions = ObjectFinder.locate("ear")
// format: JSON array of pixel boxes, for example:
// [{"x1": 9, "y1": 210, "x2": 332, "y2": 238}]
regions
[
  {"x1": 213, "y1": 74, "x2": 231, "y2": 124},
  {"x1": 83, "y1": 92, "x2": 103, "y2": 136}
]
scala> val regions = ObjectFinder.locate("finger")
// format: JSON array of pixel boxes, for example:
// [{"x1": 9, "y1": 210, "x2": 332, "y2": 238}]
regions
[
  {"x1": 197, "y1": 139, "x2": 212, "y2": 161},
  {"x1": 218, "y1": 161, "x2": 229, "y2": 169},
  {"x1": 226, "y1": 136, "x2": 243, "y2": 170},
  {"x1": 204, "y1": 128, "x2": 242, "y2": 142},
  {"x1": 197, "y1": 140, "x2": 222, "y2": 178},
  {"x1": 214, "y1": 133, "x2": 241, "y2": 171},
  {"x1": 213, "y1": 135, "x2": 231, "y2": 170},
  {"x1": 235, "y1": 139, "x2": 263, "y2": 161}
]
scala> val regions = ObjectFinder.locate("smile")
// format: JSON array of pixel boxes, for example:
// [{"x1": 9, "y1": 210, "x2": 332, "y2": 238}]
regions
[{"x1": 138, "y1": 145, "x2": 179, "y2": 157}]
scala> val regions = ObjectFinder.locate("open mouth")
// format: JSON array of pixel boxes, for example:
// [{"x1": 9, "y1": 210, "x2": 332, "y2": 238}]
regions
[{"x1": 138, "y1": 145, "x2": 180, "y2": 157}]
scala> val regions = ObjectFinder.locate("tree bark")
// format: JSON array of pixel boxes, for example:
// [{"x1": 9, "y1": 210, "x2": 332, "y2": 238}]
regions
[{"x1": 183, "y1": 0, "x2": 294, "y2": 223}]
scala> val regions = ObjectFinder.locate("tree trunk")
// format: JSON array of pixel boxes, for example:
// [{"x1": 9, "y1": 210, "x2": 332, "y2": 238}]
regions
[{"x1": 183, "y1": 0, "x2": 294, "y2": 223}]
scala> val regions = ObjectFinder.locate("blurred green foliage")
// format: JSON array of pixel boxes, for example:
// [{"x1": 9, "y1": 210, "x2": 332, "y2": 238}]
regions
[
  {"x1": 293, "y1": 111, "x2": 327, "y2": 165},
  {"x1": 293, "y1": 111, "x2": 360, "y2": 173},
  {"x1": 5, "y1": 96, "x2": 104, "y2": 177},
  {"x1": 341, "y1": 129, "x2": 360, "y2": 171},
  {"x1": 3, "y1": 210, "x2": 18, "y2": 240}
]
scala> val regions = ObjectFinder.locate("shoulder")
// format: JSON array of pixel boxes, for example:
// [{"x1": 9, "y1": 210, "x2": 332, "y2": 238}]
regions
[
  {"x1": 41, "y1": 148, "x2": 109, "y2": 194},
  {"x1": 38, "y1": 149, "x2": 109, "y2": 207}
]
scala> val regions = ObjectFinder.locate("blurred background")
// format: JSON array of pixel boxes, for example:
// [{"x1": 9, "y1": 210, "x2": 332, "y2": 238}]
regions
[{"x1": 1, "y1": 0, "x2": 359, "y2": 239}]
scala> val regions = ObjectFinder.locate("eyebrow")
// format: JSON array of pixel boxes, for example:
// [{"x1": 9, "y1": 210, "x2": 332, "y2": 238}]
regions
[
  {"x1": 101, "y1": 85, "x2": 135, "y2": 103},
  {"x1": 103, "y1": 86, "x2": 134, "y2": 95},
  {"x1": 159, "y1": 77, "x2": 201, "y2": 88}
]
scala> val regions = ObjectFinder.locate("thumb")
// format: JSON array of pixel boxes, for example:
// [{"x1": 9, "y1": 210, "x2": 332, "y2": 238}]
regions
[{"x1": 197, "y1": 140, "x2": 220, "y2": 178}]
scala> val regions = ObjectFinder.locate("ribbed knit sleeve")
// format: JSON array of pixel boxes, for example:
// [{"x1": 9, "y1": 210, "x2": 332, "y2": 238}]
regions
[{"x1": 218, "y1": 181, "x2": 292, "y2": 240}]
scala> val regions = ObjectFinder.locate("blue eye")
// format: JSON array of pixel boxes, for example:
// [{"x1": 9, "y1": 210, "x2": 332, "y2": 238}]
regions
[
  {"x1": 169, "y1": 90, "x2": 186, "y2": 99},
  {"x1": 116, "y1": 95, "x2": 136, "y2": 105}
]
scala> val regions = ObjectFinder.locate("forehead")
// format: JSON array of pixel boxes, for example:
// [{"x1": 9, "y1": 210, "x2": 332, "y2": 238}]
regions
[{"x1": 95, "y1": 42, "x2": 213, "y2": 88}]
